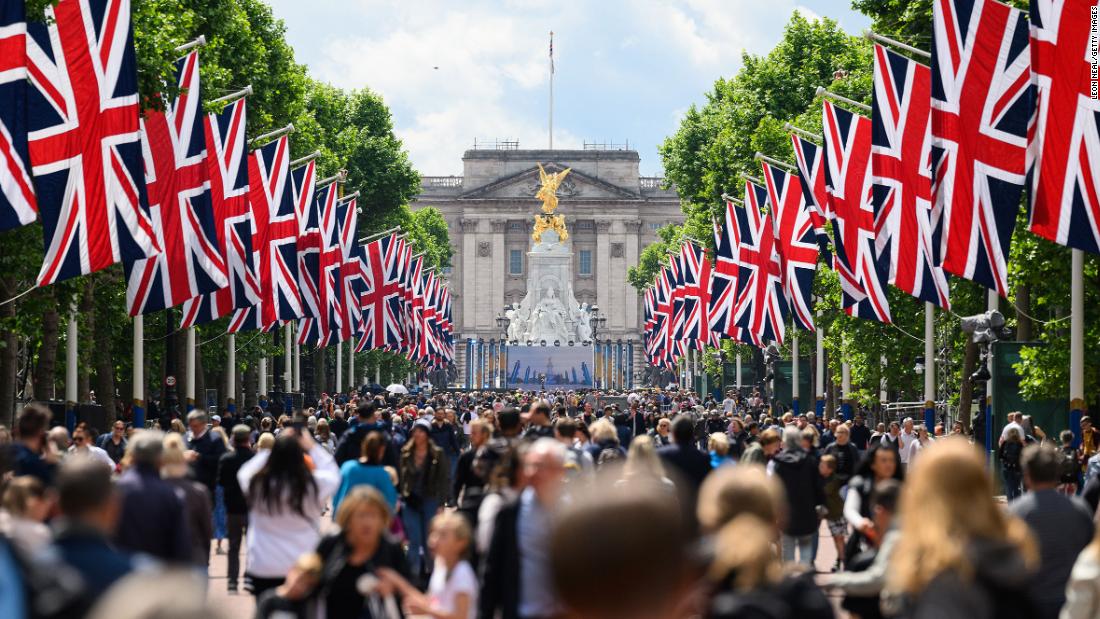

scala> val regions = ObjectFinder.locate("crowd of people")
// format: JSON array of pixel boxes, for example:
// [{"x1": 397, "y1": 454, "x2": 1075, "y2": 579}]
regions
[{"x1": 1, "y1": 386, "x2": 1099, "y2": 619}]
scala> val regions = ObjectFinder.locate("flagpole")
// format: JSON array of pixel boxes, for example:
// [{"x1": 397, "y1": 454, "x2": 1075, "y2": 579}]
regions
[
  {"x1": 816, "y1": 86, "x2": 872, "y2": 114},
  {"x1": 335, "y1": 341, "x2": 343, "y2": 393},
  {"x1": 283, "y1": 324, "x2": 292, "y2": 393},
  {"x1": 133, "y1": 315, "x2": 145, "y2": 428},
  {"x1": 209, "y1": 85, "x2": 252, "y2": 107},
  {"x1": 784, "y1": 123, "x2": 823, "y2": 143},
  {"x1": 549, "y1": 30, "x2": 554, "y2": 150},
  {"x1": 293, "y1": 329, "x2": 300, "y2": 393},
  {"x1": 924, "y1": 302, "x2": 936, "y2": 430},
  {"x1": 65, "y1": 306, "x2": 77, "y2": 432},
  {"x1": 791, "y1": 333, "x2": 800, "y2": 415},
  {"x1": 815, "y1": 308, "x2": 825, "y2": 415},
  {"x1": 226, "y1": 333, "x2": 236, "y2": 414},
  {"x1": 1070, "y1": 249, "x2": 1085, "y2": 442},
  {"x1": 185, "y1": 327, "x2": 196, "y2": 410}
]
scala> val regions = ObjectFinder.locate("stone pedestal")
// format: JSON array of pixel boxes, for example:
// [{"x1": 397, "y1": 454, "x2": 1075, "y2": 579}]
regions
[{"x1": 505, "y1": 230, "x2": 590, "y2": 344}]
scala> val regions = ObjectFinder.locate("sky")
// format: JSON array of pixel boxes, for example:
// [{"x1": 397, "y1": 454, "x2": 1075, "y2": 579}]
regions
[{"x1": 265, "y1": 0, "x2": 872, "y2": 177}]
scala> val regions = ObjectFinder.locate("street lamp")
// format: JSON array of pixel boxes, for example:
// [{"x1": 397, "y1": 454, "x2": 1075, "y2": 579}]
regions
[{"x1": 495, "y1": 312, "x2": 508, "y2": 340}]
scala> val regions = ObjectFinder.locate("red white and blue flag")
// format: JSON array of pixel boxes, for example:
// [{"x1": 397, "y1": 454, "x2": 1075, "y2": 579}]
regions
[
  {"x1": 733, "y1": 181, "x2": 787, "y2": 345},
  {"x1": 26, "y1": 0, "x2": 159, "y2": 286},
  {"x1": 679, "y1": 242, "x2": 715, "y2": 349},
  {"x1": 0, "y1": 0, "x2": 36, "y2": 231},
  {"x1": 823, "y1": 100, "x2": 892, "y2": 323},
  {"x1": 708, "y1": 199, "x2": 753, "y2": 345},
  {"x1": 871, "y1": 44, "x2": 951, "y2": 309},
  {"x1": 335, "y1": 197, "x2": 362, "y2": 344},
  {"x1": 291, "y1": 160, "x2": 319, "y2": 320},
  {"x1": 790, "y1": 134, "x2": 832, "y2": 262},
  {"x1": 297, "y1": 181, "x2": 338, "y2": 345},
  {"x1": 357, "y1": 233, "x2": 405, "y2": 352},
  {"x1": 180, "y1": 97, "x2": 256, "y2": 328},
  {"x1": 931, "y1": 0, "x2": 1031, "y2": 296},
  {"x1": 1026, "y1": 0, "x2": 1100, "y2": 255},
  {"x1": 126, "y1": 50, "x2": 227, "y2": 316},
  {"x1": 762, "y1": 161, "x2": 820, "y2": 331},
  {"x1": 252, "y1": 135, "x2": 301, "y2": 325}
]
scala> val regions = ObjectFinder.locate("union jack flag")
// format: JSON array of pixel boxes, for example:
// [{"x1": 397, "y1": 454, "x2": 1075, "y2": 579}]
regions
[
  {"x1": 667, "y1": 250, "x2": 687, "y2": 342},
  {"x1": 0, "y1": 0, "x2": 36, "y2": 231},
  {"x1": 251, "y1": 135, "x2": 302, "y2": 325},
  {"x1": 733, "y1": 182, "x2": 787, "y2": 345},
  {"x1": 403, "y1": 254, "x2": 425, "y2": 359},
  {"x1": 871, "y1": 44, "x2": 951, "y2": 309},
  {"x1": 654, "y1": 267, "x2": 680, "y2": 367},
  {"x1": 126, "y1": 50, "x2": 227, "y2": 316},
  {"x1": 708, "y1": 199, "x2": 754, "y2": 345},
  {"x1": 823, "y1": 100, "x2": 892, "y2": 323},
  {"x1": 27, "y1": 0, "x2": 159, "y2": 286},
  {"x1": 180, "y1": 97, "x2": 256, "y2": 328},
  {"x1": 291, "y1": 161, "x2": 319, "y2": 319},
  {"x1": 791, "y1": 135, "x2": 832, "y2": 261},
  {"x1": 419, "y1": 271, "x2": 441, "y2": 365},
  {"x1": 762, "y1": 161, "x2": 819, "y2": 331},
  {"x1": 297, "y1": 182, "x2": 339, "y2": 345},
  {"x1": 679, "y1": 242, "x2": 715, "y2": 349},
  {"x1": 1026, "y1": 0, "x2": 1100, "y2": 254},
  {"x1": 335, "y1": 197, "x2": 362, "y2": 344},
  {"x1": 439, "y1": 283, "x2": 454, "y2": 364},
  {"x1": 357, "y1": 233, "x2": 404, "y2": 351},
  {"x1": 931, "y1": 0, "x2": 1031, "y2": 296}
]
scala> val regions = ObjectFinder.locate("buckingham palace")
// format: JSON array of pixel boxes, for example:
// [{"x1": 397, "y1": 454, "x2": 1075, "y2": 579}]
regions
[{"x1": 412, "y1": 144, "x2": 684, "y2": 379}]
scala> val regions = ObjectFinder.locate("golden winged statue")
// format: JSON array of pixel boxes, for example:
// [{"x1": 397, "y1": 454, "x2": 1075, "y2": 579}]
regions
[{"x1": 533, "y1": 163, "x2": 571, "y2": 243}]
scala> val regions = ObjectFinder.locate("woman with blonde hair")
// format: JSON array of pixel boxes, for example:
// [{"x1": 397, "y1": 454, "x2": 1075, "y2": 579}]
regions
[
  {"x1": 161, "y1": 433, "x2": 213, "y2": 570},
  {"x1": 697, "y1": 464, "x2": 786, "y2": 534},
  {"x1": 619, "y1": 435, "x2": 675, "y2": 492},
  {"x1": 315, "y1": 486, "x2": 410, "y2": 619},
  {"x1": 705, "y1": 514, "x2": 833, "y2": 619},
  {"x1": 886, "y1": 438, "x2": 1037, "y2": 618}
]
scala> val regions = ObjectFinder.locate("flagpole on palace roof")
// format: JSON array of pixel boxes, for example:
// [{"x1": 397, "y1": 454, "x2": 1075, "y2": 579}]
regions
[{"x1": 548, "y1": 30, "x2": 554, "y2": 150}]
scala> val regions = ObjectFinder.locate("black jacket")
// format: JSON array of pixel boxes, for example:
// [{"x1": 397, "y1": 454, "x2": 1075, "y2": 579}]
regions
[
  {"x1": 334, "y1": 421, "x2": 398, "y2": 470},
  {"x1": 216, "y1": 449, "x2": 254, "y2": 515},
  {"x1": 187, "y1": 430, "x2": 227, "y2": 490},
  {"x1": 398, "y1": 444, "x2": 450, "y2": 504},
  {"x1": 771, "y1": 448, "x2": 824, "y2": 537},
  {"x1": 658, "y1": 443, "x2": 712, "y2": 491},
  {"x1": 903, "y1": 538, "x2": 1036, "y2": 619},
  {"x1": 479, "y1": 500, "x2": 521, "y2": 619},
  {"x1": 707, "y1": 572, "x2": 833, "y2": 619},
  {"x1": 114, "y1": 465, "x2": 192, "y2": 563},
  {"x1": 823, "y1": 442, "x2": 860, "y2": 483}
]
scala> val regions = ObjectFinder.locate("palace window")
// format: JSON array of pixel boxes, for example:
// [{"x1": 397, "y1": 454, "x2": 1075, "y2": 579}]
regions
[
  {"x1": 579, "y1": 249, "x2": 592, "y2": 276},
  {"x1": 577, "y1": 221, "x2": 594, "y2": 230},
  {"x1": 509, "y1": 249, "x2": 523, "y2": 275}
]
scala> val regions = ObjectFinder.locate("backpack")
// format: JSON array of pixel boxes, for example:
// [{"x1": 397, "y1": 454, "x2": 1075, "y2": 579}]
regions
[{"x1": 1059, "y1": 447, "x2": 1079, "y2": 481}]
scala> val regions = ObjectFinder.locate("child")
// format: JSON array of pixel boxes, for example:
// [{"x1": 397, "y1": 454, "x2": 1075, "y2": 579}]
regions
[
  {"x1": 379, "y1": 511, "x2": 478, "y2": 619},
  {"x1": 819, "y1": 454, "x2": 847, "y2": 571},
  {"x1": 1059, "y1": 429, "x2": 1080, "y2": 495},
  {"x1": 254, "y1": 553, "x2": 322, "y2": 619}
]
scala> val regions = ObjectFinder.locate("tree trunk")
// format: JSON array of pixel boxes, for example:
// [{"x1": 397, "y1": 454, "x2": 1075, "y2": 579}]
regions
[
  {"x1": 1015, "y1": 284, "x2": 1033, "y2": 342},
  {"x1": 32, "y1": 290, "x2": 60, "y2": 402},
  {"x1": 958, "y1": 338, "x2": 980, "y2": 432}
]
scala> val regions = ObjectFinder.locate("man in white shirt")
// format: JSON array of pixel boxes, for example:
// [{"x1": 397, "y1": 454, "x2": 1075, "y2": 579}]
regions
[
  {"x1": 1000, "y1": 411, "x2": 1026, "y2": 445},
  {"x1": 722, "y1": 391, "x2": 736, "y2": 414},
  {"x1": 67, "y1": 426, "x2": 115, "y2": 470},
  {"x1": 897, "y1": 418, "x2": 917, "y2": 467}
]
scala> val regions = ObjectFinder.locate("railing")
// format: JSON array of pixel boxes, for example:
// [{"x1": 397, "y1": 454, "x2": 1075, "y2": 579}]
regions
[
  {"x1": 640, "y1": 177, "x2": 665, "y2": 190},
  {"x1": 422, "y1": 176, "x2": 464, "y2": 188},
  {"x1": 583, "y1": 140, "x2": 630, "y2": 151},
  {"x1": 472, "y1": 138, "x2": 519, "y2": 150}
]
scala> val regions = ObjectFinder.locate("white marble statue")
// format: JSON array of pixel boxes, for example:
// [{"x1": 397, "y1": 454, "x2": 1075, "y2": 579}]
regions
[{"x1": 575, "y1": 310, "x2": 592, "y2": 342}]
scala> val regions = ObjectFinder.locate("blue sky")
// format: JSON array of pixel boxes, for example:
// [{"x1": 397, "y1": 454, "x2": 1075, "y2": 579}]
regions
[{"x1": 266, "y1": 0, "x2": 872, "y2": 177}]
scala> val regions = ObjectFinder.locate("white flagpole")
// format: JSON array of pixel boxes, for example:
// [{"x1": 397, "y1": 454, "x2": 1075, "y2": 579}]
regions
[
  {"x1": 924, "y1": 302, "x2": 935, "y2": 430},
  {"x1": 791, "y1": 333, "x2": 800, "y2": 414},
  {"x1": 293, "y1": 332, "x2": 300, "y2": 393},
  {"x1": 283, "y1": 325, "x2": 292, "y2": 393},
  {"x1": 65, "y1": 306, "x2": 77, "y2": 429},
  {"x1": 349, "y1": 347, "x2": 355, "y2": 394},
  {"x1": 185, "y1": 327, "x2": 196, "y2": 410},
  {"x1": 226, "y1": 334, "x2": 236, "y2": 414},
  {"x1": 1071, "y1": 249, "x2": 1085, "y2": 438},
  {"x1": 335, "y1": 341, "x2": 343, "y2": 393},
  {"x1": 549, "y1": 30, "x2": 554, "y2": 150},
  {"x1": 815, "y1": 308, "x2": 825, "y2": 415},
  {"x1": 258, "y1": 357, "x2": 268, "y2": 401},
  {"x1": 133, "y1": 315, "x2": 144, "y2": 427}
]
